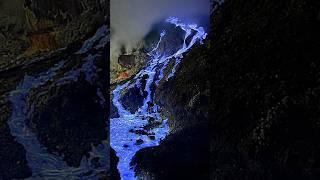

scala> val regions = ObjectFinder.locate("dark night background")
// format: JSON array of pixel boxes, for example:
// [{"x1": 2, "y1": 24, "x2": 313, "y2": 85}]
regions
[{"x1": 0, "y1": 0, "x2": 320, "y2": 179}]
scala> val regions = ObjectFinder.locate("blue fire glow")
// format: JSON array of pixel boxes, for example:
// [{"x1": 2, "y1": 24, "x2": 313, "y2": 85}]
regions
[{"x1": 110, "y1": 17, "x2": 207, "y2": 180}]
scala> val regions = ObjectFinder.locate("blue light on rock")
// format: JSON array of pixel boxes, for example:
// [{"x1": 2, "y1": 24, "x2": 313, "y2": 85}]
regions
[{"x1": 110, "y1": 17, "x2": 207, "y2": 180}]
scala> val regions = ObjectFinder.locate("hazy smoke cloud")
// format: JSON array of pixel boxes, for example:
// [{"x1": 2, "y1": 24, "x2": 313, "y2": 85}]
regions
[{"x1": 110, "y1": 0, "x2": 210, "y2": 66}]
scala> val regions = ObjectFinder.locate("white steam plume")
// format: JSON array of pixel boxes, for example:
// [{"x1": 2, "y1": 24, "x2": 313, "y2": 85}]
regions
[{"x1": 110, "y1": 0, "x2": 210, "y2": 67}]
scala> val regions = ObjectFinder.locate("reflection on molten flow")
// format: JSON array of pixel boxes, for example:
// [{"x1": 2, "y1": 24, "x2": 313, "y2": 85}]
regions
[{"x1": 110, "y1": 17, "x2": 207, "y2": 180}]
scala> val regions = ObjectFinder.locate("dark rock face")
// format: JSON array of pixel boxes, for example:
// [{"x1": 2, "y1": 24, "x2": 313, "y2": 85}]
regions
[
  {"x1": 132, "y1": 125, "x2": 209, "y2": 180},
  {"x1": 29, "y1": 79, "x2": 107, "y2": 167},
  {"x1": 118, "y1": 55, "x2": 136, "y2": 68},
  {"x1": 133, "y1": 0, "x2": 320, "y2": 179},
  {"x1": 135, "y1": 139, "x2": 144, "y2": 145},
  {"x1": 120, "y1": 74, "x2": 148, "y2": 113},
  {"x1": 155, "y1": 43, "x2": 211, "y2": 132},
  {"x1": 120, "y1": 86, "x2": 147, "y2": 113},
  {"x1": 144, "y1": 23, "x2": 185, "y2": 57},
  {"x1": 110, "y1": 100, "x2": 120, "y2": 118},
  {"x1": 110, "y1": 148, "x2": 121, "y2": 180},
  {"x1": 0, "y1": 109, "x2": 31, "y2": 179}
]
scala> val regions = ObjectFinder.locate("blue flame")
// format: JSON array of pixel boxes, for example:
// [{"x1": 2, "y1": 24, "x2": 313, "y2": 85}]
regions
[{"x1": 110, "y1": 17, "x2": 207, "y2": 180}]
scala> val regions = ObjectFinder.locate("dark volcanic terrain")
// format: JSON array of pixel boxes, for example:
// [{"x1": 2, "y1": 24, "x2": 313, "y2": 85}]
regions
[{"x1": 132, "y1": 0, "x2": 320, "y2": 179}]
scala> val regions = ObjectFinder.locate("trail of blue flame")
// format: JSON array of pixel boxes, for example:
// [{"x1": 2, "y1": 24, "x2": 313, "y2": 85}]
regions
[{"x1": 110, "y1": 17, "x2": 207, "y2": 180}]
